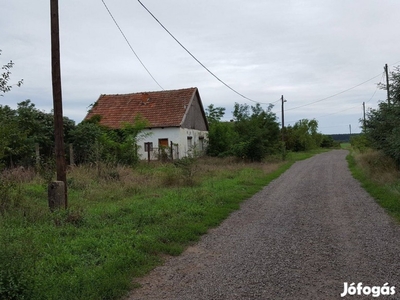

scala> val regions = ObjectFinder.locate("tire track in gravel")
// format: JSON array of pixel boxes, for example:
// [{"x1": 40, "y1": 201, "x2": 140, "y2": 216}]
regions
[{"x1": 127, "y1": 150, "x2": 400, "y2": 300}]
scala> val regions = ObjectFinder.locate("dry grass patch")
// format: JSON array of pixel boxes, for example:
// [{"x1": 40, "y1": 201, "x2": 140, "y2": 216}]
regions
[{"x1": 354, "y1": 150, "x2": 400, "y2": 185}]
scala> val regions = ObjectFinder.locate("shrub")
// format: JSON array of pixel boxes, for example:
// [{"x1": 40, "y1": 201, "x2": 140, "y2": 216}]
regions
[{"x1": 350, "y1": 134, "x2": 370, "y2": 153}]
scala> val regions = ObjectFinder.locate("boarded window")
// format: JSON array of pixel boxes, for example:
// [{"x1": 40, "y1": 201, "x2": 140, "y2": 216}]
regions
[{"x1": 158, "y1": 138, "x2": 169, "y2": 148}]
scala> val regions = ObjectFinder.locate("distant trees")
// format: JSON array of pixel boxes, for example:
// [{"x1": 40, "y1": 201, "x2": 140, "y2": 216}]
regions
[
  {"x1": 205, "y1": 102, "x2": 336, "y2": 161},
  {"x1": 364, "y1": 66, "x2": 400, "y2": 166},
  {"x1": 284, "y1": 119, "x2": 324, "y2": 152}
]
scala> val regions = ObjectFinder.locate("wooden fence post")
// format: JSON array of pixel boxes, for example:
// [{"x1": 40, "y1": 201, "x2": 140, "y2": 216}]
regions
[
  {"x1": 35, "y1": 143, "x2": 40, "y2": 169},
  {"x1": 69, "y1": 143, "x2": 74, "y2": 166},
  {"x1": 170, "y1": 141, "x2": 173, "y2": 161}
]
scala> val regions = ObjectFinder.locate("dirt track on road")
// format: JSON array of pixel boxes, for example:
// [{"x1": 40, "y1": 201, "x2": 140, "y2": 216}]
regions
[{"x1": 127, "y1": 150, "x2": 400, "y2": 299}]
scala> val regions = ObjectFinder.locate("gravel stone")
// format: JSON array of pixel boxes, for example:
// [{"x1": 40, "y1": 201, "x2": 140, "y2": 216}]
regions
[{"x1": 127, "y1": 150, "x2": 400, "y2": 299}]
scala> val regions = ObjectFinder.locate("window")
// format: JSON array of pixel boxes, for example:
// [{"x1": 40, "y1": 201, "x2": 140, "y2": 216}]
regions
[
  {"x1": 187, "y1": 136, "x2": 193, "y2": 149},
  {"x1": 144, "y1": 142, "x2": 153, "y2": 152},
  {"x1": 199, "y1": 136, "x2": 204, "y2": 151}
]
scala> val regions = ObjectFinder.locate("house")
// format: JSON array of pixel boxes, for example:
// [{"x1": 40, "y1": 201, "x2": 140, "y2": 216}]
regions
[{"x1": 84, "y1": 87, "x2": 209, "y2": 160}]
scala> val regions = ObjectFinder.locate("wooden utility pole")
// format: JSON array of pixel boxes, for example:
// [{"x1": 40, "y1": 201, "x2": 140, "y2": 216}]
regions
[
  {"x1": 50, "y1": 0, "x2": 67, "y2": 208},
  {"x1": 362, "y1": 102, "x2": 366, "y2": 132},
  {"x1": 384, "y1": 64, "x2": 390, "y2": 105},
  {"x1": 281, "y1": 95, "x2": 286, "y2": 142}
]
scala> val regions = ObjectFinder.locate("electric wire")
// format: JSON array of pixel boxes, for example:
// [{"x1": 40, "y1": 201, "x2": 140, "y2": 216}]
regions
[
  {"x1": 285, "y1": 72, "x2": 384, "y2": 111},
  {"x1": 137, "y1": 0, "x2": 273, "y2": 105},
  {"x1": 101, "y1": 0, "x2": 400, "y2": 116},
  {"x1": 313, "y1": 72, "x2": 385, "y2": 119},
  {"x1": 101, "y1": 0, "x2": 164, "y2": 90}
]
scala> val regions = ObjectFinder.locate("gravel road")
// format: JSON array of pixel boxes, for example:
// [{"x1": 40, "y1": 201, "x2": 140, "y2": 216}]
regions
[{"x1": 127, "y1": 150, "x2": 400, "y2": 299}]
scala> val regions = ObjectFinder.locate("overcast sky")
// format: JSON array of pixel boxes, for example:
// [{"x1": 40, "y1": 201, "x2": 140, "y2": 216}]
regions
[{"x1": 1, "y1": 0, "x2": 399, "y2": 134}]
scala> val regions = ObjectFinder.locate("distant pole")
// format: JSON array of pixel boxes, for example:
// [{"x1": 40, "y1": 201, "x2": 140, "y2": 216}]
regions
[
  {"x1": 349, "y1": 124, "x2": 352, "y2": 136},
  {"x1": 384, "y1": 64, "x2": 390, "y2": 105},
  {"x1": 362, "y1": 102, "x2": 366, "y2": 132},
  {"x1": 51, "y1": 0, "x2": 67, "y2": 208},
  {"x1": 281, "y1": 95, "x2": 286, "y2": 142}
]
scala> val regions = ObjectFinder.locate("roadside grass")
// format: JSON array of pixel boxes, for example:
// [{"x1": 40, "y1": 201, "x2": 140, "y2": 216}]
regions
[
  {"x1": 0, "y1": 149, "x2": 327, "y2": 300},
  {"x1": 347, "y1": 149, "x2": 400, "y2": 221}
]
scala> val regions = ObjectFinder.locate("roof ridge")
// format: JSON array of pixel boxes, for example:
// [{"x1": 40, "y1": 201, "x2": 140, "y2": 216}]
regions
[{"x1": 100, "y1": 87, "x2": 197, "y2": 97}]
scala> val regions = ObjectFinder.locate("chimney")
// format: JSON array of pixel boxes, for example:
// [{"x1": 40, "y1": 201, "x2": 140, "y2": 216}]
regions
[{"x1": 141, "y1": 93, "x2": 150, "y2": 105}]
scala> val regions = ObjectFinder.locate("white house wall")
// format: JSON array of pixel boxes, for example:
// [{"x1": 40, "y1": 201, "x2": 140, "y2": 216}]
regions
[{"x1": 137, "y1": 127, "x2": 208, "y2": 160}]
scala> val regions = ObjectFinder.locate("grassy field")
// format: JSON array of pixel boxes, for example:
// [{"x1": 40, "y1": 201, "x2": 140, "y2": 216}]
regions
[
  {"x1": 340, "y1": 142, "x2": 351, "y2": 150},
  {"x1": 347, "y1": 148, "x2": 400, "y2": 221},
  {"x1": 0, "y1": 149, "x2": 327, "y2": 300}
]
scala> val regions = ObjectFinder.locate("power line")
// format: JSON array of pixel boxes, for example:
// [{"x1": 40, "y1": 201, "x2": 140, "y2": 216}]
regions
[
  {"x1": 101, "y1": 0, "x2": 164, "y2": 90},
  {"x1": 285, "y1": 72, "x2": 384, "y2": 111},
  {"x1": 314, "y1": 72, "x2": 385, "y2": 119},
  {"x1": 137, "y1": 0, "x2": 273, "y2": 105}
]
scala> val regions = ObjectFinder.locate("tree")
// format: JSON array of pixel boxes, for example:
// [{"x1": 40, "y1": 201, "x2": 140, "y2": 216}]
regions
[
  {"x1": 0, "y1": 100, "x2": 76, "y2": 168},
  {"x1": 0, "y1": 105, "x2": 27, "y2": 168},
  {"x1": 0, "y1": 50, "x2": 23, "y2": 96},
  {"x1": 70, "y1": 114, "x2": 150, "y2": 165},
  {"x1": 205, "y1": 104, "x2": 236, "y2": 157},
  {"x1": 232, "y1": 103, "x2": 280, "y2": 161},
  {"x1": 364, "y1": 66, "x2": 400, "y2": 166},
  {"x1": 205, "y1": 104, "x2": 225, "y2": 124}
]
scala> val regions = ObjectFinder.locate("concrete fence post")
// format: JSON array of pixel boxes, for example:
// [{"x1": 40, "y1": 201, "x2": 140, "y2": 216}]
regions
[{"x1": 48, "y1": 181, "x2": 66, "y2": 211}]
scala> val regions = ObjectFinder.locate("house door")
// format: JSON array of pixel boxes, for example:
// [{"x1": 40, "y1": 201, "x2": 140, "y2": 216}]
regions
[{"x1": 158, "y1": 138, "x2": 169, "y2": 161}]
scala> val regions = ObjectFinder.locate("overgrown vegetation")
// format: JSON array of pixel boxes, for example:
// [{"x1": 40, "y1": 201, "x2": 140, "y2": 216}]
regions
[
  {"x1": 347, "y1": 66, "x2": 400, "y2": 221},
  {"x1": 347, "y1": 149, "x2": 400, "y2": 221},
  {"x1": 0, "y1": 101, "x2": 151, "y2": 168},
  {"x1": 362, "y1": 66, "x2": 400, "y2": 166},
  {"x1": 0, "y1": 151, "x2": 326, "y2": 300}
]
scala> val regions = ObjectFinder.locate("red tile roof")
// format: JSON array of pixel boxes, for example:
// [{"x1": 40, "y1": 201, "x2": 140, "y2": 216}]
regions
[{"x1": 84, "y1": 87, "x2": 198, "y2": 129}]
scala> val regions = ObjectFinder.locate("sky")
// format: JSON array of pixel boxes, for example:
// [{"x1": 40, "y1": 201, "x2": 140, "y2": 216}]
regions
[{"x1": 1, "y1": 0, "x2": 399, "y2": 134}]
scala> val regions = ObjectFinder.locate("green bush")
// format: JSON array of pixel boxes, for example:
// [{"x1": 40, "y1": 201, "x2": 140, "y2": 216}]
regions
[{"x1": 350, "y1": 134, "x2": 370, "y2": 153}]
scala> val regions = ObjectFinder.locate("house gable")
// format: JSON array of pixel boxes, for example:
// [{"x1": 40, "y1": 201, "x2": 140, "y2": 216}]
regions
[{"x1": 181, "y1": 89, "x2": 209, "y2": 131}]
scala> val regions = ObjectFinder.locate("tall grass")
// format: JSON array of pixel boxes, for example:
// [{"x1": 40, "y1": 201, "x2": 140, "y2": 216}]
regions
[
  {"x1": 347, "y1": 149, "x2": 400, "y2": 220},
  {"x1": 0, "y1": 151, "x2": 326, "y2": 300}
]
